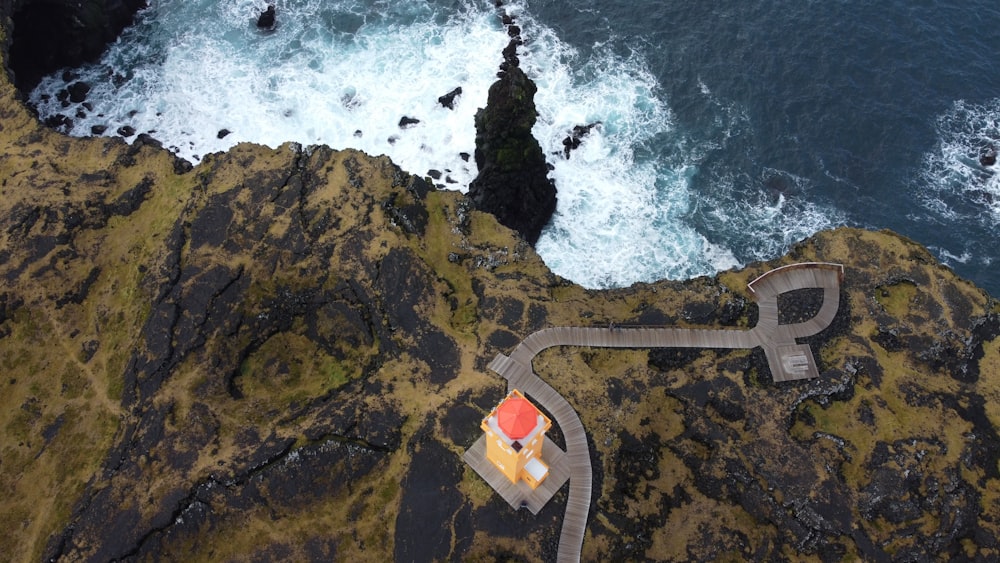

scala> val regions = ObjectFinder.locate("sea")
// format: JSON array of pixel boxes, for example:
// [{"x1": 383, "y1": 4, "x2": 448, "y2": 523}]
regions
[{"x1": 28, "y1": 0, "x2": 1000, "y2": 294}]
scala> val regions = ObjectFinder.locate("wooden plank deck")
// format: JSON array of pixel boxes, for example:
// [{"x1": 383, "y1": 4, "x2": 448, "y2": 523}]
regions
[
  {"x1": 488, "y1": 352, "x2": 591, "y2": 563},
  {"x1": 463, "y1": 434, "x2": 571, "y2": 514},
  {"x1": 464, "y1": 263, "x2": 844, "y2": 562},
  {"x1": 514, "y1": 326, "x2": 761, "y2": 360}
]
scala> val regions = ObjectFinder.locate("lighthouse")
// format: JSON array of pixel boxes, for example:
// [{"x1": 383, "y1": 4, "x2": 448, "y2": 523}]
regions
[{"x1": 481, "y1": 389, "x2": 552, "y2": 489}]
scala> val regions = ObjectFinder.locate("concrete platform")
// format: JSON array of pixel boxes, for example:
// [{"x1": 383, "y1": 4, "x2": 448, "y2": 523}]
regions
[{"x1": 765, "y1": 343, "x2": 821, "y2": 382}]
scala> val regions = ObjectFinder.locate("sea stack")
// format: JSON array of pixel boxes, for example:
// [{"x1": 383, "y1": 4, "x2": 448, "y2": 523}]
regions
[
  {"x1": 6, "y1": 0, "x2": 148, "y2": 90},
  {"x1": 257, "y1": 5, "x2": 276, "y2": 30},
  {"x1": 467, "y1": 15, "x2": 556, "y2": 246}
]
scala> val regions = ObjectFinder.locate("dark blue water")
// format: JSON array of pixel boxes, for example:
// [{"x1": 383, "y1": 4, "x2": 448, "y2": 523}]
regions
[
  {"x1": 30, "y1": 0, "x2": 1000, "y2": 294},
  {"x1": 531, "y1": 0, "x2": 1000, "y2": 293}
]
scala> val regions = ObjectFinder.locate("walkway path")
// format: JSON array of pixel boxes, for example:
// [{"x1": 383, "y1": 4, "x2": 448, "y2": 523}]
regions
[{"x1": 473, "y1": 262, "x2": 844, "y2": 562}]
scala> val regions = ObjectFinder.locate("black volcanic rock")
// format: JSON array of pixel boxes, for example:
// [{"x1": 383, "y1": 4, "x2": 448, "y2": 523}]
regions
[
  {"x1": 562, "y1": 122, "x2": 600, "y2": 159},
  {"x1": 67, "y1": 80, "x2": 91, "y2": 103},
  {"x1": 980, "y1": 143, "x2": 997, "y2": 167},
  {"x1": 256, "y1": 5, "x2": 276, "y2": 30},
  {"x1": 438, "y1": 86, "x2": 462, "y2": 110},
  {"x1": 4, "y1": 4, "x2": 1000, "y2": 559},
  {"x1": 395, "y1": 420, "x2": 467, "y2": 562},
  {"x1": 7, "y1": 0, "x2": 149, "y2": 90},
  {"x1": 43, "y1": 113, "x2": 72, "y2": 129},
  {"x1": 467, "y1": 38, "x2": 556, "y2": 246}
]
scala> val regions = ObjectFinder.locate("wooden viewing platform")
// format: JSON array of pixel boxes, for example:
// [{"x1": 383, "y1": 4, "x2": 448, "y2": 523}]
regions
[{"x1": 464, "y1": 263, "x2": 844, "y2": 562}]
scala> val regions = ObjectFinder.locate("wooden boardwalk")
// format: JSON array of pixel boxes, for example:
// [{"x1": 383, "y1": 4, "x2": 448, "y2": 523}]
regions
[
  {"x1": 749, "y1": 263, "x2": 843, "y2": 382},
  {"x1": 466, "y1": 263, "x2": 844, "y2": 562}
]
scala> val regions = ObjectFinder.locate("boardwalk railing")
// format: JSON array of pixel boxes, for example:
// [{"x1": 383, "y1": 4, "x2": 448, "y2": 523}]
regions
[
  {"x1": 469, "y1": 262, "x2": 845, "y2": 562},
  {"x1": 748, "y1": 261, "x2": 845, "y2": 295}
]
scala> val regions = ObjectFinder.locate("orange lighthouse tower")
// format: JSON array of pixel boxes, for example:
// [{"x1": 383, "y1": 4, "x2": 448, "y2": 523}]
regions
[{"x1": 481, "y1": 389, "x2": 552, "y2": 489}]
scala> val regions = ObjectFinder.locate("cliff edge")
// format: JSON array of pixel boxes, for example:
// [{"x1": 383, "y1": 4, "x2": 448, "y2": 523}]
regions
[
  {"x1": 4, "y1": 0, "x2": 148, "y2": 90},
  {"x1": 467, "y1": 17, "x2": 557, "y2": 246}
]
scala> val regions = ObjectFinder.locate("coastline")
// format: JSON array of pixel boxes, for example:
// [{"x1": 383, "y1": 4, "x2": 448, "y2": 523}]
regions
[{"x1": 1, "y1": 5, "x2": 1000, "y2": 561}]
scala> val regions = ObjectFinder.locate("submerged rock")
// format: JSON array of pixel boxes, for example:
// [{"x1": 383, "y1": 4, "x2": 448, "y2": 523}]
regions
[
  {"x1": 979, "y1": 143, "x2": 997, "y2": 166},
  {"x1": 438, "y1": 86, "x2": 463, "y2": 110},
  {"x1": 67, "y1": 81, "x2": 91, "y2": 103},
  {"x1": 562, "y1": 122, "x2": 601, "y2": 159}
]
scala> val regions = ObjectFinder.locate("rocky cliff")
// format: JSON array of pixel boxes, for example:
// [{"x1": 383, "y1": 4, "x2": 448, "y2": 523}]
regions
[
  {"x1": 467, "y1": 19, "x2": 557, "y2": 246},
  {"x1": 1, "y1": 8, "x2": 999, "y2": 563}
]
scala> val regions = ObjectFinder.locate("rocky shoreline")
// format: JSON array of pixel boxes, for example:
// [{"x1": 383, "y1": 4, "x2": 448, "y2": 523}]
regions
[{"x1": 1, "y1": 3, "x2": 1000, "y2": 561}]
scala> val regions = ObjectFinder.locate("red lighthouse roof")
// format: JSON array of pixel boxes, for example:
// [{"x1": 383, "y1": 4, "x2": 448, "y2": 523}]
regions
[{"x1": 497, "y1": 395, "x2": 539, "y2": 440}]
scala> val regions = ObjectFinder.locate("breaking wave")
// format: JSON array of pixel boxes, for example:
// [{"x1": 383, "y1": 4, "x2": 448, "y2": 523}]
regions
[{"x1": 29, "y1": 0, "x2": 841, "y2": 288}]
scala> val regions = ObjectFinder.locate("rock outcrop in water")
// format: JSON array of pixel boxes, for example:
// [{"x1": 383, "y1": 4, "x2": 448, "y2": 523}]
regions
[
  {"x1": 438, "y1": 86, "x2": 463, "y2": 110},
  {"x1": 562, "y1": 122, "x2": 601, "y2": 159},
  {"x1": 467, "y1": 16, "x2": 556, "y2": 246},
  {"x1": 256, "y1": 5, "x2": 276, "y2": 31},
  {"x1": 2, "y1": 5, "x2": 1000, "y2": 562}
]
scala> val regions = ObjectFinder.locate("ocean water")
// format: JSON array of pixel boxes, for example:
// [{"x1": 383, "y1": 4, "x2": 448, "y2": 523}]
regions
[{"x1": 29, "y1": 0, "x2": 1000, "y2": 294}]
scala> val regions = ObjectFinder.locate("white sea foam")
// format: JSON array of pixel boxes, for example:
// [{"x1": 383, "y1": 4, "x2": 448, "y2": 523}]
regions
[
  {"x1": 673, "y1": 82, "x2": 843, "y2": 270},
  {"x1": 29, "y1": 0, "x2": 839, "y2": 288},
  {"x1": 933, "y1": 247, "x2": 972, "y2": 265},
  {"x1": 31, "y1": 0, "x2": 509, "y2": 185},
  {"x1": 698, "y1": 168, "x2": 843, "y2": 264},
  {"x1": 919, "y1": 98, "x2": 1000, "y2": 225},
  {"x1": 515, "y1": 21, "x2": 743, "y2": 287}
]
